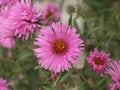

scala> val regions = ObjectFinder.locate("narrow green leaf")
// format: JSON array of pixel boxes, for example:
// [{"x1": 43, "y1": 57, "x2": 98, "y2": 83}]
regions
[
  {"x1": 74, "y1": 18, "x2": 80, "y2": 33},
  {"x1": 68, "y1": 14, "x2": 72, "y2": 26},
  {"x1": 99, "y1": 15, "x2": 104, "y2": 30},
  {"x1": 60, "y1": 0, "x2": 65, "y2": 9},
  {"x1": 34, "y1": 65, "x2": 41, "y2": 70},
  {"x1": 17, "y1": 52, "x2": 32, "y2": 61},
  {"x1": 42, "y1": 85, "x2": 56, "y2": 90},
  {"x1": 60, "y1": 70, "x2": 74, "y2": 83}
]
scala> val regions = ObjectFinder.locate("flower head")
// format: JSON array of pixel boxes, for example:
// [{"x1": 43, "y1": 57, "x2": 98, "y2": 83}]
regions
[
  {"x1": 9, "y1": 0, "x2": 42, "y2": 40},
  {"x1": 106, "y1": 61, "x2": 120, "y2": 90},
  {"x1": 0, "y1": 7, "x2": 15, "y2": 48},
  {"x1": 0, "y1": 78, "x2": 9, "y2": 90},
  {"x1": 43, "y1": 3, "x2": 61, "y2": 24},
  {"x1": 34, "y1": 22, "x2": 84, "y2": 73},
  {"x1": 87, "y1": 48, "x2": 111, "y2": 75}
]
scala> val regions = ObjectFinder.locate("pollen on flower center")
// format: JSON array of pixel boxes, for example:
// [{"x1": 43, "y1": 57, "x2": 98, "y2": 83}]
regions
[
  {"x1": 93, "y1": 58, "x2": 104, "y2": 65},
  {"x1": 46, "y1": 11, "x2": 53, "y2": 19},
  {"x1": 53, "y1": 39, "x2": 68, "y2": 54}
]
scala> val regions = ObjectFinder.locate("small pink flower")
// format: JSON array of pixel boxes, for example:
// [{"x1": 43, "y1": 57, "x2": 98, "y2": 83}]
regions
[
  {"x1": 0, "y1": 78, "x2": 9, "y2": 90},
  {"x1": 51, "y1": 72, "x2": 58, "y2": 82},
  {"x1": 43, "y1": 3, "x2": 61, "y2": 24},
  {"x1": 9, "y1": 0, "x2": 42, "y2": 40},
  {"x1": 7, "y1": 80, "x2": 14, "y2": 87},
  {"x1": 87, "y1": 48, "x2": 111, "y2": 76},
  {"x1": 18, "y1": 74, "x2": 24, "y2": 80},
  {"x1": 106, "y1": 61, "x2": 120, "y2": 90},
  {"x1": 34, "y1": 22, "x2": 84, "y2": 73},
  {"x1": 0, "y1": 7, "x2": 15, "y2": 48}
]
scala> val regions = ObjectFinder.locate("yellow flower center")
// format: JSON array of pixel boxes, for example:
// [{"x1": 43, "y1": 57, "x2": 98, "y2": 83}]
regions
[{"x1": 53, "y1": 39, "x2": 68, "y2": 54}]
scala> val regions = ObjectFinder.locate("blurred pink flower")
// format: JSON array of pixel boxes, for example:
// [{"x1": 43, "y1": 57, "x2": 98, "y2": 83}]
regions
[
  {"x1": 9, "y1": 0, "x2": 42, "y2": 40},
  {"x1": 18, "y1": 74, "x2": 24, "y2": 80},
  {"x1": 7, "y1": 80, "x2": 14, "y2": 87},
  {"x1": 106, "y1": 61, "x2": 120, "y2": 90},
  {"x1": 0, "y1": 78, "x2": 9, "y2": 90},
  {"x1": 34, "y1": 22, "x2": 84, "y2": 73},
  {"x1": 109, "y1": 83, "x2": 120, "y2": 90},
  {"x1": 43, "y1": 3, "x2": 61, "y2": 24},
  {"x1": 87, "y1": 48, "x2": 111, "y2": 76},
  {"x1": 0, "y1": 7, "x2": 15, "y2": 48},
  {"x1": 51, "y1": 72, "x2": 58, "y2": 82},
  {"x1": 0, "y1": 0, "x2": 17, "y2": 7}
]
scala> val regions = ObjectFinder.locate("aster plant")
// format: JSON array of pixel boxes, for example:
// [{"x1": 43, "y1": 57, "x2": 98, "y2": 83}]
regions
[
  {"x1": 0, "y1": 0, "x2": 120, "y2": 90},
  {"x1": 87, "y1": 48, "x2": 111, "y2": 76},
  {"x1": 9, "y1": 0, "x2": 43, "y2": 40},
  {"x1": 34, "y1": 22, "x2": 84, "y2": 73},
  {"x1": 43, "y1": 3, "x2": 61, "y2": 24}
]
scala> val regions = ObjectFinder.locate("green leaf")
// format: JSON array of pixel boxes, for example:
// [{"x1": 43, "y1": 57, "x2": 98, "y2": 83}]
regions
[
  {"x1": 60, "y1": 70, "x2": 74, "y2": 83},
  {"x1": 42, "y1": 85, "x2": 56, "y2": 90},
  {"x1": 34, "y1": 65, "x2": 42, "y2": 70},
  {"x1": 74, "y1": 18, "x2": 80, "y2": 33},
  {"x1": 99, "y1": 15, "x2": 104, "y2": 30},
  {"x1": 85, "y1": 27, "x2": 100, "y2": 38},
  {"x1": 17, "y1": 52, "x2": 32, "y2": 61},
  {"x1": 60, "y1": 0, "x2": 65, "y2": 9},
  {"x1": 84, "y1": 0, "x2": 108, "y2": 9},
  {"x1": 68, "y1": 14, "x2": 72, "y2": 26}
]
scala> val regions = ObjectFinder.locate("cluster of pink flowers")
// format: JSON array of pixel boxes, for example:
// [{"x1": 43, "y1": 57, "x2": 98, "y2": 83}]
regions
[
  {"x1": 0, "y1": 0, "x2": 61, "y2": 48},
  {"x1": 0, "y1": 0, "x2": 42, "y2": 48},
  {"x1": 0, "y1": 0, "x2": 120, "y2": 89},
  {"x1": 9, "y1": 0, "x2": 42, "y2": 40},
  {"x1": 87, "y1": 49, "x2": 120, "y2": 90},
  {"x1": 0, "y1": 0, "x2": 85, "y2": 86},
  {"x1": 0, "y1": 77, "x2": 14, "y2": 90}
]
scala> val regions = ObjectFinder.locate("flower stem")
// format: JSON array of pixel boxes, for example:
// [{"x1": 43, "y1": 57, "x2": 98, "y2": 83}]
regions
[
  {"x1": 74, "y1": 68, "x2": 96, "y2": 90},
  {"x1": 94, "y1": 78, "x2": 105, "y2": 87}
]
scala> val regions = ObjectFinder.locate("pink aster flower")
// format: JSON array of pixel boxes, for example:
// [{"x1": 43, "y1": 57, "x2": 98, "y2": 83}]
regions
[
  {"x1": 0, "y1": 7, "x2": 15, "y2": 48},
  {"x1": 34, "y1": 22, "x2": 84, "y2": 73},
  {"x1": 43, "y1": 3, "x2": 61, "y2": 24},
  {"x1": 9, "y1": 0, "x2": 42, "y2": 40},
  {"x1": 0, "y1": 0, "x2": 17, "y2": 7},
  {"x1": 18, "y1": 74, "x2": 25, "y2": 80},
  {"x1": 87, "y1": 48, "x2": 111, "y2": 76},
  {"x1": 106, "y1": 61, "x2": 120, "y2": 90},
  {"x1": 0, "y1": 78, "x2": 9, "y2": 90}
]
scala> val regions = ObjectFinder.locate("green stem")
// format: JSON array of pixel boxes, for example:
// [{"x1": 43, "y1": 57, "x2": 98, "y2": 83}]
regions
[
  {"x1": 74, "y1": 68, "x2": 96, "y2": 90},
  {"x1": 53, "y1": 73, "x2": 61, "y2": 90},
  {"x1": 94, "y1": 78, "x2": 105, "y2": 87}
]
